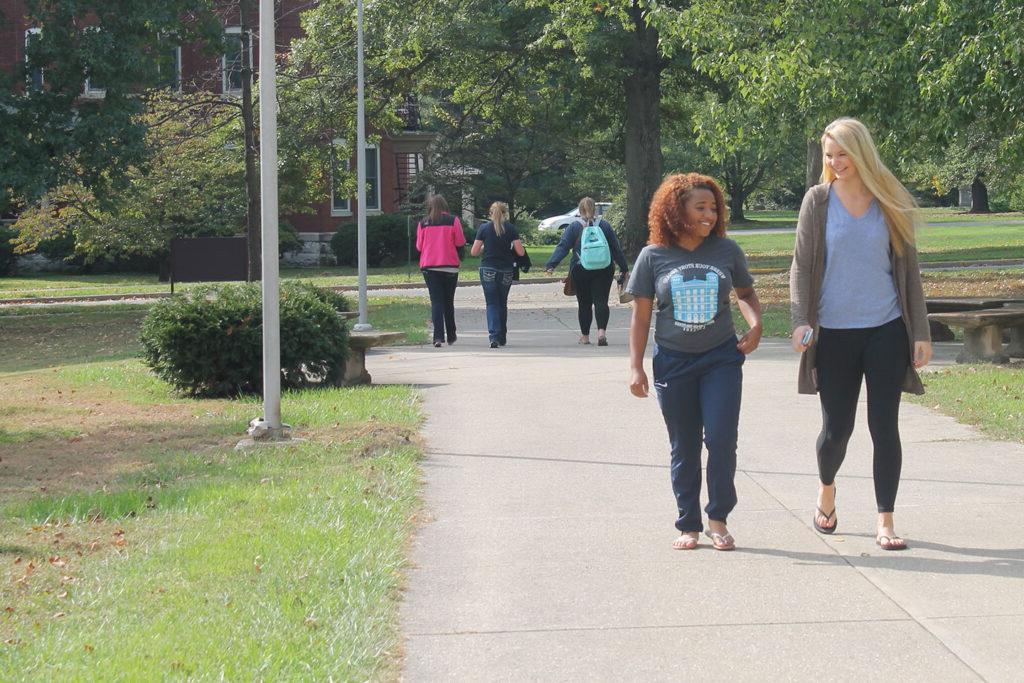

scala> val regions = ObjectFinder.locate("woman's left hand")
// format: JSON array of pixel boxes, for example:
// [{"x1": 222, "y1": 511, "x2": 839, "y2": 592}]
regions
[
  {"x1": 913, "y1": 341, "x2": 933, "y2": 368},
  {"x1": 737, "y1": 325, "x2": 762, "y2": 355}
]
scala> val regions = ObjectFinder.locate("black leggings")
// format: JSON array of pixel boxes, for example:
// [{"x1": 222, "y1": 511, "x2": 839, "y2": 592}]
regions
[
  {"x1": 815, "y1": 317, "x2": 910, "y2": 513},
  {"x1": 571, "y1": 265, "x2": 614, "y2": 335}
]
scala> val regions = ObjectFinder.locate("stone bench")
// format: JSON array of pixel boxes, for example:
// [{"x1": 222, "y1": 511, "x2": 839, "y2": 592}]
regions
[
  {"x1": 925, "y1": 298, "x2": 1024, "y2": 341},
  {"x1": 344, "y1": 330, "x2": 406, "y2": 385},
  {"x1": 927, "y1": 309, "x2": 1024, "y2": 363}
]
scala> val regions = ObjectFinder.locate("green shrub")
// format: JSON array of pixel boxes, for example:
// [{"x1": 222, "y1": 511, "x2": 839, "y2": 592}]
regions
[
  {"x1": 140, "y1": 282, "x2": 350, "y2": 397},
  {"x1": 0, "y1": 223, "x2": 16, "y2": 275},
  {"x1": 330, "y1": 213, "x2": 416, "y2": 267},
  {"x1": 279, "y1": 221, "x2": 303, "y2": 256}
]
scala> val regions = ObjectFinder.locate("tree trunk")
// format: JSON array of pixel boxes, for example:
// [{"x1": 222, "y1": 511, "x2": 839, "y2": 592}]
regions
[
  {"x1": 240, "y1": 0, "x2": 261, "y2": 281},
  {"x1": 805, "y1": 137, "x2": 822, "y2": 190},
  {"x1": 621, "y1": 4, "x2": 663, "y2": 260},
  {"x1": 728, "y1": 187, "x2": 746, "y2": 223},
  {"x1": 969, "y1": 173, "x2": 990, "y2": 214},
  {"x1": 724, "y1": 154, "x2": 746, "y2": 223}
]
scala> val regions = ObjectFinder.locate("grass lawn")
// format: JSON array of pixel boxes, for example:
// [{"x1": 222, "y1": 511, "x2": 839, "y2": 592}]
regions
[
  {"x1": 0, "y1": 247, "x2": 561, "y2": 300},
  {"x1": 910, "y1": 364, "x2": 1024, "y2": 444},
  {"x1": 732, "y1": 221, "x2": 1024, "y2": 270},
  {"x1": 0, "y1": 299, "x2": 430, "y2": 679}
]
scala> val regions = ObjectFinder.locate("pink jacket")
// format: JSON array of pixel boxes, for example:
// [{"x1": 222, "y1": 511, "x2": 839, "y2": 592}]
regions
[{"x1": 416, "y1": 214, "x2": 466, "y2": 269}]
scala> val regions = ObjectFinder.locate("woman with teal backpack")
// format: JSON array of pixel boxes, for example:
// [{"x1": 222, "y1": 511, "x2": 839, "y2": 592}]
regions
[{"x1": 544, "y1": 197, "x2": 629, "y2": 345}]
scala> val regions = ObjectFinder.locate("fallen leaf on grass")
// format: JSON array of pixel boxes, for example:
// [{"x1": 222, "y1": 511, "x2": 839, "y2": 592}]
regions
[
  {"x1": 84, "y1": 644, "x2": 94, "y2": 653},
  {"x1": 53, "y1": 612, "x2": 65, "y2": 618},
  {"x1": 48, "y1": 556, "x2": 67, "y2": 568}
]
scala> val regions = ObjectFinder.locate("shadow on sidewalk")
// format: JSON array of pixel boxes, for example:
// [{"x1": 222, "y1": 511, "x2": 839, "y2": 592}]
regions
[{"x1": 736, "y1": 542, "x2": 1023, "y2": 578}]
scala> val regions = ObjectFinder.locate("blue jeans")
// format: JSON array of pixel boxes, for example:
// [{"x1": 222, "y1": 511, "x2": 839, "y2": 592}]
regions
[
  {"x1": 422, "y1": 270, "x2": 459, "y2": 343},
  {"x1": 653, "y1": 338, "x2": 744, "y2": 532},
  {"x1": 479, "y1": 267, "x2": 514, "y2": 344}
]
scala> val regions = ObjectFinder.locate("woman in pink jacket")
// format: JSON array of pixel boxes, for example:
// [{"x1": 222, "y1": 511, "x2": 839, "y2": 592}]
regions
[{"x1": 416, "y1": 195, "x2": 467, "y2": 347}]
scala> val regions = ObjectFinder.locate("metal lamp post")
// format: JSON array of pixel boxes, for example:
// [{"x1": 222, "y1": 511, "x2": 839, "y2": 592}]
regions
[
  {"x1": 352, "y1": 0, "x2": 372, "y2": 332},
  {"x1": 247, "y1": 0, "x2": 285, "y2": 439}
]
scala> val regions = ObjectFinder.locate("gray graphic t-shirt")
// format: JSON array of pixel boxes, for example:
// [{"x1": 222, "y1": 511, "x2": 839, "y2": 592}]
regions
[{"x1": 625, "y1": 236, "x2": 754, "y2": 353}]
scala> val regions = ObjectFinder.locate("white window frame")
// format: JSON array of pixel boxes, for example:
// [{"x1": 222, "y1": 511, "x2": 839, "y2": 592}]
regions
[
  {"x1": 25, "y1": 28, "x2": 43, "y2": 91},
  {"x1": 330, "y1": 142, "x2": 382, "y2": 216},
  {"x1": 330, "y1": 139, "x2": 352, "y2": 217},
  {"x1": 222, "y1": 26, "x2": 248, "y2": 96}
]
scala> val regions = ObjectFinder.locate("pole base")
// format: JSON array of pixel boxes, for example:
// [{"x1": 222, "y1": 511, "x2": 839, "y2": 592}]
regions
[
  {"x1": 352, "y1": 322, "x2": 374, "y2": 332},
  {"x1": 246, "y1": 417, "x2": 293, "y2": 440}
]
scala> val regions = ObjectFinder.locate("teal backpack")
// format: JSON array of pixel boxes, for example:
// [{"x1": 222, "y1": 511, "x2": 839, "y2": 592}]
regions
[{"x1": 578, "y1": 219, "x2": 611, "y2": 270}]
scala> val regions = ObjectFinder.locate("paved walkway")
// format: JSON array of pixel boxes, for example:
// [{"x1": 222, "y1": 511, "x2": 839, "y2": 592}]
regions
[{"x1": 372, "y1": 283, "x2": 1022, "y2": 681}]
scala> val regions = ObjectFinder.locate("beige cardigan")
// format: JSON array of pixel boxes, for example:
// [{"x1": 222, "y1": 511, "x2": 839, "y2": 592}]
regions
[{"x1": 789, "y1": 183, "x2": 931, "y2": 395}]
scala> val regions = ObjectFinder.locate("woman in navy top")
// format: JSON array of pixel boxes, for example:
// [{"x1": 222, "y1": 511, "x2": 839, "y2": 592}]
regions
[{"x1": 470, "y1": 201, "x2": 526, "y2": 348}]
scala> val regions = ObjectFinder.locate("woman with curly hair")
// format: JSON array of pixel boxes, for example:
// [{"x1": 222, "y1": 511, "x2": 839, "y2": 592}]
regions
[
  {"x1": 624, "y1": 173, "x2": 762, "y2": 551},
  {"x1": 791, "y1": 118, "x2": 931, "y2": 551}
]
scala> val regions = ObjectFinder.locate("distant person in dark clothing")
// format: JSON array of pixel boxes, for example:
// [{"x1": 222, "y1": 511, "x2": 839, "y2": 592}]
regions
[
  {"x1": 416, "y1": 194, "x2": 466, "y2": 348},
  {"x1": 471, "y1": 201, "x2": 526, "y2": 348},
  {"x1": 544, "y1": 197, "x2": 629, "y2": 346}
]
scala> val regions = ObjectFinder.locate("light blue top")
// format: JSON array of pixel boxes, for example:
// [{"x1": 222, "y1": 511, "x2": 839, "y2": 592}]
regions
[{"x1": 818, "y1": 186, "x2": 902, "y2": 329}]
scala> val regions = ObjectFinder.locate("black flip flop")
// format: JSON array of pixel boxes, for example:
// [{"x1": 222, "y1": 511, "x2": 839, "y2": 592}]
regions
[
  {"x1": 813, "y1": 506, "x2": 837, "y2": 534},
  {"x1": 876, "y1": 535, "x2": 908, "y2": 551}
]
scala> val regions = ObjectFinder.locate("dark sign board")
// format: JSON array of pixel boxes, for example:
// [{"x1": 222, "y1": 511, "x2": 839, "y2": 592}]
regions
[{"x1": 170, "y1": 237, "x2": 249, "y2": 292}]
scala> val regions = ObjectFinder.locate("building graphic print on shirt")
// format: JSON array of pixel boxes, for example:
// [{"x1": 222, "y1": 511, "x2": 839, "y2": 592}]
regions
[{"x1": 665, "y1": 264, "x2": 725, "y2": 331}]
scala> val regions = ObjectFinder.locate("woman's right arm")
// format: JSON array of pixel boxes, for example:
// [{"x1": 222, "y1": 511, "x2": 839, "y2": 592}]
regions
[
  {"x1": 415, "y1": 223, "x2": 424, "y2": 252},
  {"x1": 629, "y1": 297, "x2": 654, "y2": 397},
  {"x1": 790, "y1": 191, "x2": 815, "y2": 351},
  {"x1": 544, "y1": 223, "x2": 576, "y2": 272},
  {"x1": 470, "y1": 240, "x2": 484, "y2": 256}
]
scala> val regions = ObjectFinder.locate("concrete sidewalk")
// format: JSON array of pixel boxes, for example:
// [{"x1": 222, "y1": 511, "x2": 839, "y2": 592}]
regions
[{"x1": 371, "y1": 283, "x2": 1023, "y2": 681}]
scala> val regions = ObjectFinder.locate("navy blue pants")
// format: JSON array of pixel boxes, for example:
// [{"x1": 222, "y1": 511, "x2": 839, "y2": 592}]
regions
[
  {"x1": 479, "y1": 267, "x2": 514, "y2": 345},
  {"x1": 653, "y1": 338, "x2": 744, "y2": 533},
  {"x1": 422, "y1": 270, "x2": 459, "y2": 344}
]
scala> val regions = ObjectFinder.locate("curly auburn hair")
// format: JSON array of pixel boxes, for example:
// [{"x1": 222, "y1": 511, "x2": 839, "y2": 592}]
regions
[{"x1": 647, "y1": 173, "x2": 728, "y2": 247}]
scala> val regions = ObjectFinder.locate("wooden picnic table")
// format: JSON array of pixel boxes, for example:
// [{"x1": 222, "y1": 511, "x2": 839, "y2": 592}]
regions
[{"x1": 927, "y1": 308, "x2": 1024, "y2": 363}]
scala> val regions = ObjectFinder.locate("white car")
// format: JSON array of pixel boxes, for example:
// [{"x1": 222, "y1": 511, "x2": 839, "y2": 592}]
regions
[{"x1": 537, "y1": 202, "x2": 612, "y2": 232}]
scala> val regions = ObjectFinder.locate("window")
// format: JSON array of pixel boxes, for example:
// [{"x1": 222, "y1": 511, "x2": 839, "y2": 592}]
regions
[
  {"x1": 331, "y1": 139, "x2": 351, "y2": 216},
  {"x1": 222, "y1": 27, "x2": 248, "y2": 95},
  {"x1": 82, "y1": 27, "x2": 107, "y2": 98},
  {"x1": 160, "y1": 46, "x2": 182, "y2": 92},
  {"x1": 364, "y1": 145, "x2": 380, "y2": 212},
  {"x1": 331, "y1": 142, "x2": 381, "y2": 215},
  {"x1": 25, "y1": 28, "x2": 43, "y2": 91}
]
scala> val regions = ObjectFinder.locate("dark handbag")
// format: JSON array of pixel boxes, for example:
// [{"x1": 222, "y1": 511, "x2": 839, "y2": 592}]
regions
[{"x1": 563, "y1": 273, "x2": 575, "y2": 296}]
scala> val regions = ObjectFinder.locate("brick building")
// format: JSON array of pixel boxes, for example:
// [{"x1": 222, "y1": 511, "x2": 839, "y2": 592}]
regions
[{"x1": 0, "y1": 0, "x2": 435, "y2": 265}]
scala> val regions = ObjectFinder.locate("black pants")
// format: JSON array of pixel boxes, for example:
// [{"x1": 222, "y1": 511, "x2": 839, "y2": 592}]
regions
[
  {"x1": 571, "y1": 265, "x2": 614, "y2": 335},
  {"x1": 815, "y1": 317, "x2": 910, "y2": 513},
  {"x1": 422, "y1": 269, "x2": 458, "y2": 343}
]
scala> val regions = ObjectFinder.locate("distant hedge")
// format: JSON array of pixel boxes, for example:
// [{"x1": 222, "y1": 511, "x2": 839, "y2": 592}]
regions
[
  {"x1": 140, "y1": 281, "x2": 351, "y2": 397},
  {"x1": 331, "y1": 213, "x2": 476, "y2": 267}
]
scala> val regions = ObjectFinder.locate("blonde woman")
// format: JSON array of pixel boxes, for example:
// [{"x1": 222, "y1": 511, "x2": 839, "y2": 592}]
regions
[
  {"x1": 471, "y1": 202, "x2": 526, "y2": 348},
  {"x1": 790, "y1": 117, "x2": 932, "y2": 551},
  {"x1": 544, "y1": 197, "x2": 629, "y2": 345}
]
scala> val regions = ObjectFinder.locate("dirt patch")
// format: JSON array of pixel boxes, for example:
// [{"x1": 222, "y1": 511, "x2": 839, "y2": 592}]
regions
[{"x1": 0, "y1": 374, "x2": 236, "y2": 500}]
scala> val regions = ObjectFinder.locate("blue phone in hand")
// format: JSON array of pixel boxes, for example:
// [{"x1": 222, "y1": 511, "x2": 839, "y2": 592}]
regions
[{"x1": 801, "y1": 328, "x2": 814, "y2": 346}]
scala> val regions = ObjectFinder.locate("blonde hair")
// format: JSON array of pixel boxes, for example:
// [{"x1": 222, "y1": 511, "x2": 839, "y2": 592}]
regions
[
  {"x1": 820, "y1": 117, "x2": 920, "y2": 254},
  {"x1": 489, "y1": 201, "x2": 509, "y2": 236},
  {"x1": 578, "y1": 197, "x2": 597, "y2": 223}
]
